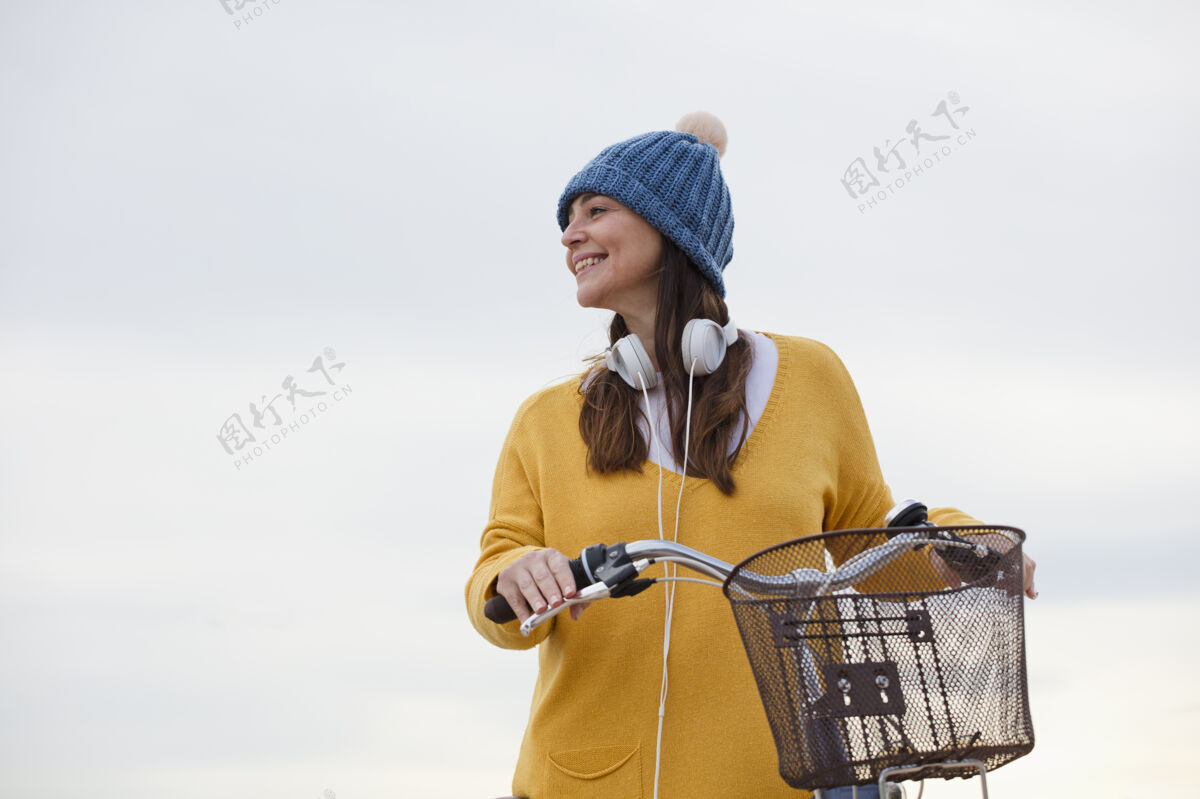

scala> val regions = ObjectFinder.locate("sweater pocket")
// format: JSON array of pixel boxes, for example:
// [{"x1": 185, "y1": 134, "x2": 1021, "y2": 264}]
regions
[{"x1": 544, "y1": 743, "x2": 642, "y2": 798}]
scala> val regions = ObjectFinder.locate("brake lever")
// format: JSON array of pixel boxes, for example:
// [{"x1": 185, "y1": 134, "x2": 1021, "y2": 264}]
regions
[
  {"x1": 519, "y1": 553, "x2": 655, "y2": 636},
  {"x1": 519, "y1": 581, "x2": 612, "y2": 636},
  {"x1": 930, "y1": 533, "x2": 1005, "y2": 583}
]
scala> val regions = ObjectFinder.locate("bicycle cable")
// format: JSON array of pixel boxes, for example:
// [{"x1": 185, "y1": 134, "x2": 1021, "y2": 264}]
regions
[{"x1": 656, "y1": 576, "x2": 723, "y2": 588}]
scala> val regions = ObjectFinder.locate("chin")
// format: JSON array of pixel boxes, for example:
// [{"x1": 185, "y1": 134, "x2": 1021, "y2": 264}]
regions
[{"x1": 575, "y1": 287, "x2": 604, "y2": 310}]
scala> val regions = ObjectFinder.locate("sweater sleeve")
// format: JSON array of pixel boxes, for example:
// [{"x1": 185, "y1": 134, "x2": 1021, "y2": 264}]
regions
[
  {"x1": 812, "y1": 341, "x2": 964, "y2": 592},
  {"x1": 465, "y1": 397, "x2": 556, "y2": 650},
  {"x1": 811, "y1": 343, "x2": 984, "y2": 531},
  {"x1": 814, "y1": 341, "x2": 895, "y2": 536},
  {"x1": 927, "y1": 506, "x2": 985, "y2": 527}
]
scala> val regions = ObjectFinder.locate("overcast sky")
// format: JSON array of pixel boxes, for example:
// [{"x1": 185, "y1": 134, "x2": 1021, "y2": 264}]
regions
[{"x1": 1, "y1": 1, "x2": 1197, "y2": 797}]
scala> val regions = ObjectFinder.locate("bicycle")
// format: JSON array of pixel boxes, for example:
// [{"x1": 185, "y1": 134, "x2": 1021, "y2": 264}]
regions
[{"x1": 485, "y1": 500, "x2": 1035, "y2": 798}]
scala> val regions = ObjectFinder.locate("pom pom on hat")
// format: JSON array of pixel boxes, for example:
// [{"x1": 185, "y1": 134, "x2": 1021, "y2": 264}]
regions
[{"x1": 676, "y1": 111, "x2": 728, "y2": 158}]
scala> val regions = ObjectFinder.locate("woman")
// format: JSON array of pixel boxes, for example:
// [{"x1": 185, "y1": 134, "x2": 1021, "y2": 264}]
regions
[{"x1": 465, "y1": 112, "x2": 1036, "y2": 799}]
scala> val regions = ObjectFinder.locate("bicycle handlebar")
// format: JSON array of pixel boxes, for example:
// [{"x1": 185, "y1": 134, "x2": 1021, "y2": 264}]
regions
[{"x1": 483, "y1": 501, "x2": 1013, "y2": 633}]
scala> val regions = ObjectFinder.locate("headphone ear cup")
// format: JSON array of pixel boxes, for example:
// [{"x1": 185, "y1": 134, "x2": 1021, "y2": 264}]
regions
[
  {"x1": 681, "y1": 319, "x2": 728, "y2": 376},
  {"x1": 609, "y1": 334, "x2": 658, "y2": 389}
]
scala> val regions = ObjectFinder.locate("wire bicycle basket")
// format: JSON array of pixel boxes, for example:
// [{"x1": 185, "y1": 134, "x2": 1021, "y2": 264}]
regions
[{"x1": 723, "y1": 526, "x2": 1034, "y2": 791}]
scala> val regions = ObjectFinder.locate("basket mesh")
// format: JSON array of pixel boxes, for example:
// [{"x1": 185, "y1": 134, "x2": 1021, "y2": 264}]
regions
[{"x1": 723, "y1": 526, "x2": 1034, "y2": 790}]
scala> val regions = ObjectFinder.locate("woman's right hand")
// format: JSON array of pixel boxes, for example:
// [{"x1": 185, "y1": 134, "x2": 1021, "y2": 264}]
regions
[{"x1": 495, "y1": 548, "x2": 591, "y2": 623}]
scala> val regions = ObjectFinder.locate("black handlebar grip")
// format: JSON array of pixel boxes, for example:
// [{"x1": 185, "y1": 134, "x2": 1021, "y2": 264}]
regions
[
  {"x1": 483, "y1": 554, "x2": 595, "y2": 625},
  {"x1": 484, "y1": 593, "x2": 519, "y2": 624}
]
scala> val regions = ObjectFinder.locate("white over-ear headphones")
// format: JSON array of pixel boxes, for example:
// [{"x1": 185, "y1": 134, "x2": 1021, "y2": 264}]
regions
[{"x1": 605, "y1": 318, "x2": 739, "y2": 389}]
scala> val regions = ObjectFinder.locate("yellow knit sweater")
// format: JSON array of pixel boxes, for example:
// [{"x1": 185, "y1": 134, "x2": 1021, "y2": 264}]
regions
[{"x1": 465, "y1": 334, "x2": 980, "y2": 798}]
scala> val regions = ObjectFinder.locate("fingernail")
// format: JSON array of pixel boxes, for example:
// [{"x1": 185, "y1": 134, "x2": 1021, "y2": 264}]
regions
[
  {"x1": 550, "y1": 595, "x2": 561, "y2": 605},
  {"x1": 565, "y1": 584, "x2": 576, "y2": 596}
]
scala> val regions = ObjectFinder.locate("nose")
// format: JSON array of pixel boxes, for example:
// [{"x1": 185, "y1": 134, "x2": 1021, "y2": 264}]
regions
[{"x1": 561, "y1": 217, "x2": 586, "y2": 249}]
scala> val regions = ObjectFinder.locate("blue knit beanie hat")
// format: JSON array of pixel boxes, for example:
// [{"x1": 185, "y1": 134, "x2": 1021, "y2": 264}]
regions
[{"x1": 556, "y1": 111, "x2": 734, "y2": 298}]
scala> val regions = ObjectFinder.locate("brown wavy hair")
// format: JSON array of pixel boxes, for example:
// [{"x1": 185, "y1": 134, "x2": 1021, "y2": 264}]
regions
[{"x1": 578, "y1": 236, "x2": 753, "y2": 495}]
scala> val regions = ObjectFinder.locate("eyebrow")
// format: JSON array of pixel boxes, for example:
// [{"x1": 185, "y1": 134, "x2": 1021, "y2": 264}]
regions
[{"x1": 567, "y1": 192, "x2": 601, "y2": 222}]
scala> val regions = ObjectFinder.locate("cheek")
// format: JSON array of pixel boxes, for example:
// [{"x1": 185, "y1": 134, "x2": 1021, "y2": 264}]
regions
[
  {"x1": 640, "y1": 230, "x2": 663, "y2": 263},
  {"x1": 642, "y1": 241, "x2": 663, "y2": 275}
]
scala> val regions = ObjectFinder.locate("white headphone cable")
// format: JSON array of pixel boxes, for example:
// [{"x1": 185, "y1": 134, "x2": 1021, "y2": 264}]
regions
[
  {"x1": 652, "y1": 357, "x2": 698, "y2": 799},
  {"x1": 673, "y1": 357, "x2": 697, "y2": 540},
  {"x1": 636, "y1": 372, "x2": 665, "y2": 541}
]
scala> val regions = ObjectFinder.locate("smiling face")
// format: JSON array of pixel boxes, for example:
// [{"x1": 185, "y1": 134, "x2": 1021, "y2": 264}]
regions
[{"x1": 562, "y1": 193, "x2": 664, "y2": 323}]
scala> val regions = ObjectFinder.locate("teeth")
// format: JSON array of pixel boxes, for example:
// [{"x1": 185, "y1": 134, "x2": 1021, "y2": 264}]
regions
[{"x1": 575, "y1": 256, "x2": 606, "y2": 273}]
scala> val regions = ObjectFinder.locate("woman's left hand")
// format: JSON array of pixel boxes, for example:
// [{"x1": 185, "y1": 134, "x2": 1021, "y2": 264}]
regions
[
  {"x1": 929, "y1": 535, "x2": 1038, "y2": 599},
  {"x1": 1022, "y1": 553, "x2": 1037, "y2": 598}
]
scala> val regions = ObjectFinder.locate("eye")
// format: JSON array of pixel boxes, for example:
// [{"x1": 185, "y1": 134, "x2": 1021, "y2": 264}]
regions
[{"x1": 589, "y1": 205, "x2": 607, "y2": 217}]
